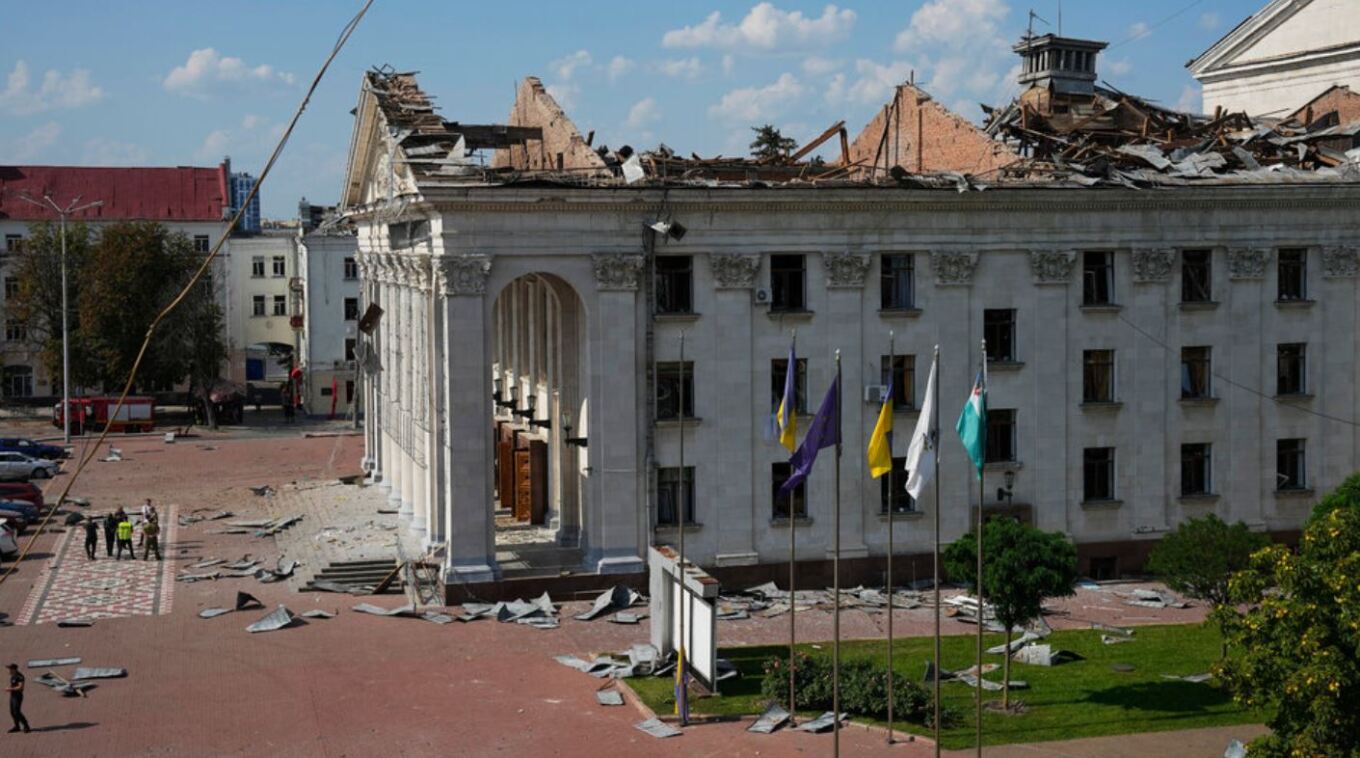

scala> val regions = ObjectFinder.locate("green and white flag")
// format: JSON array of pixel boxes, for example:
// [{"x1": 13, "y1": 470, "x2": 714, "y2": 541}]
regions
[{"x1": 955, "y1": 366, "x2": 987, "y2": 479}]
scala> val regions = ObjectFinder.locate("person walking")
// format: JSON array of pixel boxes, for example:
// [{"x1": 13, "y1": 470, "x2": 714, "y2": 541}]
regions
[
  {"x1": 102, "y1": 512, "x2": 117, "y2": 557},
  {"x1": 5, "y1": 663, "x2": 29, "y2": 734},
  {"x1": 83, "y1": 517, "x2": 98, "y2": 560},
  {"x1": 138, "y1": 499, "x2": 152, "y2": 547},
  {"x1": 115, "y1": 513, "x2": 134, "y2": 560},
  {"x1": 142, "y1": 515, "x2": 161, "y2": 561}
]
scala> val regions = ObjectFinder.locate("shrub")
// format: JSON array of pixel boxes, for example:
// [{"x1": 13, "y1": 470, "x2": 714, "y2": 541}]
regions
[{"x1": 760, "y1": 652, "x2": 946, "y2": 724}]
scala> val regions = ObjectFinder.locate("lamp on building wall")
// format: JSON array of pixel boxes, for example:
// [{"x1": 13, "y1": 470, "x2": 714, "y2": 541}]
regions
[
  {"x1": 562, "y1": 411, "x2": 588, "y2": 448},
  {"x1": 492, "y1": 376, "x2": 504, "y2": 403},
  {"x1": 495, "y1": 383, "x2": 516, "y2": 410},
  {"x1": 997, "y1": 469, "x2": 1016, "y2": 505},
  {"x1": 513, "y1": 392, "x2": 536, "y2": 420}
]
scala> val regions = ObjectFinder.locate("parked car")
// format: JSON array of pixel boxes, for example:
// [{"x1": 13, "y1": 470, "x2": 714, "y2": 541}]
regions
[
  {"x1": 0, "y1": 483, "x2": 42, "y2": 508},
  {"x1": 0, "y1": 520, "x2": 18, "y2": 558},
  {"x1": 0, "y1": 437, "x2": 66, "y2": 460},
  {"x1": 0, "y1": 452, "x2": 59, "y2": 481},
  {"x1": 0, "y1": 500, "x2": 39, "y2": 520}
]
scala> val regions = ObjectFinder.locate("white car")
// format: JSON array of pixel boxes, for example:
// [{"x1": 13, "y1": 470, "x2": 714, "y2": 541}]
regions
[
  {"x1": 0, "y1": 520, "x2": 17, "y2": 557},
  {"x1": 0, "y1": 452, "x2": 58, "y2": 482}
]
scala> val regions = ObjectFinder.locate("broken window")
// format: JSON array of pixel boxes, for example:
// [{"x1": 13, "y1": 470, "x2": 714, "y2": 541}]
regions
[
  {"x1": 2, "y1": 365, "x2": 33, "y2": 398},
  {"x1": 656, "y1": 466, "x2": 695, "y2": 526},
  {"x1": 5, "y1": 319, "x2": 27, "y2": 342},
  {"x1": 655, "y1": 361, "x2": 695, "y2": 421},
  {"x1": 1277, "y1": 343, "x2": 1306, "y2": 395},
  {"x1": 880, "y1": 254, "x2": 914, "y2": 310},
  {"x1": 343, "y1": 257, "x2": 358, "y2": 281},
  {"x1": 879, "y1": 354, "x2": 915, "y2": 409},
  {"x1": 1181, "y1": 443, "x2": 1212, "y2": 496},
  {"x1": 345, "y1": 338, "x2": 357, "y2": 362},
  {"x1": 1082, "y1": 251, "x2": 1114, "y2": 306},
  {"x1": 1181, "y1": 249, "x2": 1211, "y2": 303},
  {"x1": 984, "y1": 309, "x2": 1016, "y2": 362},
  {"x1": 770, "y1": 254, "x2": 805, "y2": 311},
  {"x1": 879, "y1": 457, "x2": 916, "y2": 514},
  {"x1": 4, "y1": 234, "x2": 22, "y2": 253},
  {"x1": 272, "y1": 295, "x2": 286, "y2": 316},
  {"x1": 3, "y1": 277, "x2": 18, "y2": 299},
  {"x1": 771, "y1": 461, "x2": 806, "y2": 519},
  {"x1": 770, "y1": 357, "x2": 807, "y2": 415},
  {"x1": 1278, "y1": 248, "x2": 1307, "y2": 301},
  {"x1": 388, "y1": 220, "x2": 430, "y2": 249},
  {"x1": 252, "y1": 295, "x2": 265, "y2": 317},
  {"x1": 251, "y1": 256, "x2": 265, "y2": 278},
  {"x1": 654, "y1": 256, "x2": 693, "y2": 315},
  {"x1": 1277, "y1": 438, "x2": 1306, "y2": 491},
  {"x1": 986, "y1": 409, "x2": 1016, "y2": 463},
  {"x1": 1083, "y1": 349, "x2": 1115, "y2": 403},
  {"x1": 193, "y1": 235, "x2": 211, "y2": 253},
  {"x1": 344, "y1": 297, "x2": 360, "y2": 321},
  {"x1": 1083, "y1": 447, "x2": 1115, "y2": 501},
  {"x1": 272, "y1": 256, "x2": 286, "y2": 278},
  {"x1": 1181, "y1": 346, "x2": 1212, "y2": 399}
]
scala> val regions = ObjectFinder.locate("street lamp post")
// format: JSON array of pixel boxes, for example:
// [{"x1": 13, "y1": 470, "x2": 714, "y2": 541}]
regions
[{"x1": 15, "y1": 194, "x2": 103, "y2": 445}]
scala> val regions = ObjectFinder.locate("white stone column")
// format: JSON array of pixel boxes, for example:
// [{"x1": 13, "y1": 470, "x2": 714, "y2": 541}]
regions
[
  {"x1": 410, "y1": 258, "x2": 430, "y2": 535},
  {"x1": 440, "y1": 254, "x2": 498, "y2": 583},
  {"x1": 399, "y1": 262, "x2": 416, "y2": 518},
  {"x1": 709, "y1": 253, "x2": 761, "y2": 566},
  {"x1": 428, "y1": 264, "x2": 449, "y2": 549},
  {"x1": 379, "y1": 255, "x2": 399, "y2": 500},
  {"x1": 823, "y1": 252, "x2": 872, "y2": 560}
]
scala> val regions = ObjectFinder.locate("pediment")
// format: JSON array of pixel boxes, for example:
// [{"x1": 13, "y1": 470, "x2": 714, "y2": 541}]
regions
[{"x1": 340, "y1": 77, "x2": 420, "y2": 211}]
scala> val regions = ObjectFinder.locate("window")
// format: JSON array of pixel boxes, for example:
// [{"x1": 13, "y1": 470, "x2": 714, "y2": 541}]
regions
[
  {"x1": 770, "y1": 254, "x2": 805, "y2": 311},
  {"x1": 345, "y1": 380, "x2": 355, "y2": 404},
  {"x1": 273, "y1": 295, "x2": 287, "y2": 316},
  {"x1": 654, "y1": 256, "x2": 693, "y2": 315},
  {"x1": 344, "y1": 297, "x2": 360, "y2": 321},
  {"x1": 1083, "y1": 447, "x2": 1115, "y2": 501},
  {"x1": 344, "y1": 338, "x2": 357, "y2": 362},
  {"x1": 4, "y1": 319, "x2": 27, "y2": 342},
  {"x1": 984, "y1": 309, "x2": 1016, "y2": 362},
  {"x1": 1082, "y1": 349, "x2": 1115, "y2": 403},
  {"x1": 2, "y1": 366, "x2": 33, "y2": 398},
  {"x1": 1181, "y1": 443, "x2": 1212, "y2": 496},
  {"x1": 343, "y1": 257, "x2": 359, "y2": 281},
  {"x1": 772, "y1": 462, "x2": 806, "y2": 519},
  {"x1": 272, "y1": 256, "x2": 286, "y2": 278},
  {"x1": 4, "y1": 234, "x2": 22, "y2": 253},
  {"x1": 1181, "y1": 346, "x2": 1212, "y2": 399},
  {"x1": 1082, "y1": 251, "x2": 1113, "y2": 305},
  {"x1": 880, "y1": 254, "x2": 914, "y2": 310},
  {"x1": 4, "y1": 277, "x2": 19, "y2": 299},
  {"x1": 771, "y1": 358, "x2": 808, "y2": 415},
  {"x1": 1277, "y1": 343, "x2": 1306, "y2": 395},
  {"x1": 1277, "y1": 439, "x2": 1306, "y2": 490},
  {"x1": 320, "y1": 386, "x2": 333, "y2": 397},
  {"x1": 879, "y1": 355, "x2": 915, "y2": 408},
  {"x1": 657, "y1": 466, "x2": 696, "y2": 526},
  {"x1": 252, "y1": 295, "x2": 265, "y2": 317},
  {"x1": 985, "y1": 409, "x2": 1016, "y2": 463},
  {"x1": 1181, "y1": 249, "x2": 1211, "y2": 303},
  {"x1": 880, "y1": 457, "x2": 916, "y2": 514},
  {"x1": 251, "y1": 256, "x2": 265, "y2": 278},
  {"x1": 1278, "y1": 248, "x2": 1306, "y2": 301},
  {"x1": 656, "y1": 361, "x2": 695, "y2": 420},
  {"x1": 193, "y1": 235, "x2": 211, "y2": 253}
]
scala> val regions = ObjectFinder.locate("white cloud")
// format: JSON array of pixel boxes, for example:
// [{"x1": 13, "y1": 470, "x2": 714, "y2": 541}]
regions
[
  {"x1": 625, "y1": 97, "x2": 660, "y2": 130},
  {"x1": 545, "y1": 82, "x2": 580, "y2": 110},
  {"x1": 192, "y1": 114, "x2": 284, "y2": 163},
  {"x1": 722, "y1": 54, "x2": 735, "y2": 75},
  {"x1": 163, "y1": 48, "x2": 295, "y2": 96},
  {"x1": 82, "y1": 137, "x2": 151, "y2": 165},
  {"x1": 241, "y1": 114, "x2": 262, "y2": 130},
  {"x1": 708, "y1": 72, "x2": 804, "y2": 124},
  {"x1": 886, "y1": 0, "x2": 1017, "y2": 109},
  {"x1": 1198, "y1": 12, "x2": 1220, "y2": 31},
  {"x1": 0, "y1": 61, "x2": 104, "y2": 116},
  {"x1": 1127, "y1": 21, "x2": 1151, "y2": 41},
  {"x1": 802, "y1": 56, "x2": 842, "y2": 76},
  {"x1": 826, "y1": 59, "x2": 914, "y2": 105},
  {"x1": 658, "y1": 57, "x2": 704, "y2": 80},
  {"x1": 1107, "y1": 58, "x2": 1133, "y2": 77},
  {"x1": 607, "y1": 55, "x2": 634, "y2": 83},
  {"x1": 664, "y1": 3, "x2": 856, "y2": 52},
  {"x1": 7, "y1": 121, "x2": 61, "y2": 161},
  {"x1": 194, "y1": 129, "x2": 232, "y2": 163},
  {"x1": 550, "y1": 50, "x2": 592, "y2": 81},
  {"x1": 1176, "y1": 84, "x2": 1202, "y2": 114}
]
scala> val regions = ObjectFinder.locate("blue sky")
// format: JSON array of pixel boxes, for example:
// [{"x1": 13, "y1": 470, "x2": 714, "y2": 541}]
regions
[{"x1": 0, "y1": 1, "x2": 1264, "y2": 218}]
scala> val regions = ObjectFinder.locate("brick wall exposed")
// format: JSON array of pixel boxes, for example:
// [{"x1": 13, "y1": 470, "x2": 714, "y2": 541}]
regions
[
  {"x1": 491, "y1": 77, "x2": 608, "y2": 175},
  {"x1": 1289, "y1": 84, "x2": 1360, "y2": 126},
  {"x1": 844, "y1": 83, "x2": 1019, "y2": 178}
]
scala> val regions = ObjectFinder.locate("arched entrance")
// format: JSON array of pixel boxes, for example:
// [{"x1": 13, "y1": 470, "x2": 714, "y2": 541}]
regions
[{"x1": 489, "y1": 273, "x2": 588, "y2": 573}]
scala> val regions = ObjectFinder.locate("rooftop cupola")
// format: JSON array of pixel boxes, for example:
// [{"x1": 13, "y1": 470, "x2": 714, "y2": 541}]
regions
[{"x1": 1014, "y1": 34, "x2": 1108, "y2": 96}]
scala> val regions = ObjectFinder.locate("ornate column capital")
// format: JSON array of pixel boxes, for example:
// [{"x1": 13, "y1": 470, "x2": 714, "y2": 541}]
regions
[
  {"x1": 1028, "y1": 249, "x2": 1076, "y2": 284},
  {"x1": 709, "y1": 253, "x2": 761, "y2": 289},
  {"x1": 1228, "y1": 248, "x2": 1269, "y2": 280},
  {"x1": 1322, "y1": 246, "x2": 1358, "y2": 278},
  {"x1": 592, "y1": 253, "x2": 645, "y2": 291},
  {"x1": 1132, "y1": 248, "x2": 1176, "y2": 283},
  {"x1": 378, "y1": 253, "x2": 401, "y2": 284},
  {"x1": 822, "y1": 251, "x2": 871, "y2": 288},
  {"x1": 930, "y1": 250, "x2": 977, "y2": 287},
  {"x1": 436, "y1": 254, "x2": 493, "y2": 296}
]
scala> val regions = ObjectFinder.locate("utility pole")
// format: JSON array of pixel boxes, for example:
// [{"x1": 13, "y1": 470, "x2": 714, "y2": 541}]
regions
[{"x1": 15, "y1": 193, "x2": 103, "y2": 445}]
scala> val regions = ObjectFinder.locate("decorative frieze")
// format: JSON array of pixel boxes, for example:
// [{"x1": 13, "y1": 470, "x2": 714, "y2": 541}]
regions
[
  {"x1": 822, "y1": 251, "x2": 872, "y2": 288},
  {"x1": 1228, "y1": 248, "x2": 1269, "y2": 280},
  {"x1": 1028, "y1": 249, "x2": 1076, "y2": 284},
  {"x1": 930, "y1": 250, "x2": 977, "y2": 286},
  {"x1": 1322, "y1": 246, "x2": 1358, "y2": 278},
  {"x1": 709, "y1": 253, "x2": 761, "y2": 288},
  {"x1": 592, "y1": 253, "x2": 645, "y2": 291},
  {"x1": 436, "y1": 254, "x2": 493, "y2": 296},
  {"x1": 1132, "y1": 248, "x2": 1176, "y2": 283}
]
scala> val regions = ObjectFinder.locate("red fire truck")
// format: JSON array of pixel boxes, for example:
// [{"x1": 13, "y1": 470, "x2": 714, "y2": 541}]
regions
[{"x1": 53, "y1": 396, "x2": 156, "y2": 436}]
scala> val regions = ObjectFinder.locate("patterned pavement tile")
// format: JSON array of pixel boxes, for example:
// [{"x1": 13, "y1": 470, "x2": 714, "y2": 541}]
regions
[{"x1": 17, "y1": 507, "x2": 178, "y2": 625}]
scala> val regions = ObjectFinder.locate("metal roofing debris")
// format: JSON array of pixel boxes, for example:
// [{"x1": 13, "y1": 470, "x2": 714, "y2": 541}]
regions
[
  {"x1": 236, "y1": 592, "x2": 263, "y2": 611},
  {"x1": 198, "y1": 608, "x2": 232, "y2": 619},
  {"x1": 748, "y1": 703, "x2": 791, "y2": 734},
  {"x1": 71, "y1": 667, "x2": 126, "y2": 680},
  {"x1": 301, "y1": 609, "x2": 336, "y2": 619},
  {"x1": 419, "y1": 611, "x2": 454, "y2": 625},
  {"x1": 634, "y1": 718, "x2": 681, "y2": 739},
  {"x1": 575, "y1": 585, "x2": 641, "y2": 621},
  {"x1": 35, "y1": 672, "x2": 94, "y2": 697},
  {"x1": 796, "y1": 712, "x2": 846, "y2": 733},
  {"x1": 256, "y1": 558, "x2": 298, "y2": 584},
  {"x1": 595, "y1": 688, "x2": 624, "y2": 707},
  {"x1": 1226, "y1": 739, "x2": 1247, "y2": 758},
  {"x1": 1119, "y1": 589, "x2": 1190, "y2": 609},
  {"x1": 352, "y1": 603, "x2": 418, "y2": 617},
  {"x1": 56, "y1": 619, "x2": 93, "y2": 628},
  {"x1": 1012, "y1": 644, "x2": 1084, "y2": 667},
  {"x1": 246, "y1": 606, "x2": 298, "y2": 633},
  {"x1": 190, "y1": 558, "x2": 226, "y2": 569},
  {"x1": 1161, "y1": 672, "x2": 1213, "y2": 684},
  {"x1": 27, "y1": 657, "x2": 81, "y2": 668},
  {"x1": 608, "y1": 611, "x2": 647, "y2": 625},
  {"x1": 308, "y1": 580, "x2": 358, "y2": 594},
  {"x1": 554, "y1": 655, "x2": 591, "y2": 672},
  {"x1": 223, "y1": 560, "x2": 259, "y2": 571}
]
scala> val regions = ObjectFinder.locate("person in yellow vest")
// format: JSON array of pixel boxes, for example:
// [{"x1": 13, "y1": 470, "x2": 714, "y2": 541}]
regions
[
  {"x1": 142, "y1": 515, "x2": 161, "y2": 561},
  {"x1": 115, "y1": 514, "x2": 134, "y2": 560}
]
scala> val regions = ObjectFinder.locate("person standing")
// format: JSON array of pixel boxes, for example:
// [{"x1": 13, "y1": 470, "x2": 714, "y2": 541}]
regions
[
  {"x1": 83, "y1": 517, "x2": 98, "y2": 560},
  {"x1": 115, "y1": 513, "x2": 133, "y2": 560},
  {"x1": 5, "y1": 663, "x2": 29, "y2": 734},
  {"x1": 138, "y1": 499, "x2": 152, "y2": 547},
  {"x1": 102, "y1": 513, "x2": 117, "y2": 557},
  {"x1": 142, "y1": 515, "x2": 161, "y2": 561}
]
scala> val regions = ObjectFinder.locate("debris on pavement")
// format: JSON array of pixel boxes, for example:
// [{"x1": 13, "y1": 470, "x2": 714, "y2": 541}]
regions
[
  {"x1": 595, "y1": 683, "x2": 625, "y2": 707},
  {"x1": 246, "y1": 606, "x2": 298, "y2": 633},
  {"x1": 634, "y1": 718, "x2": 681, "y2": 739},
  {"x1": 574, "y1": 585, "x2": 642, "y2": 621},
  {"x1": 353, "y1": 602, "x2": 418, "y2": 617},
  {"x1": 608, "y1": 611, "x2": 647, "y2": 625},
  {"x1": 101, "y1": 448, "x2": 123, "y2": 462},
  {"x1": 198, "y1": 607, "x2": 233, "y2": 619},
  {"x1": 26, "y1": 657, "x2": 81, "y2": 668},
  {"x1": 1012, "y1": 644, "x2": 1083, "y2": 667},
  {"x1": 56, "y1": 619, "x2": 94, "y2": 628},
  {"x1": 748, "y1": 702, "x2": 791, "y2": 734},
  {"x1": 249, "y1": 485, "x2": 276, "y2": 497},
  {"x1": 35, "y1": 672, "x2": 93, "y2": 698},
  {"x1": 71, "y1": 667, "x2": 127, "y2": 680},
  {"x1": 1118, "y1": 588, "x2": 1191, "y2": 609},
  {"x1": 301, "y1": 609, "x2": 336, "y2": 619},
  {"x1": 795, "y1": 712, "x2": 846, "y2": 733}
]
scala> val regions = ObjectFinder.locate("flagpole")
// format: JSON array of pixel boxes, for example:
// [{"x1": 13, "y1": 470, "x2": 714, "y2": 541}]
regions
[
  {"x1": 787, "y1": 329, "x2": 797, "y2": 725},
  {"x1": 975, "y1": 338, "x2": 987, "y2": 757},
  {"x1": 676, "y1": 331, "x2": 688, "y2": 726},
  {"x1": 932, "y1": 344, "x2": 942, "y2": 758},
  {"x1": 833, "y1": 348, "x2": 843, "y2": 758},
  {"x1": 886, "y1": 331, "x2": 896, "y2": 745}
]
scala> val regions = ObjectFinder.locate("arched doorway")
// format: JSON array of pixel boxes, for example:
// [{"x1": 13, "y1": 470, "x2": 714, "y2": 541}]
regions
[{"x1": 489, "y1": 272, "x2": 588, "y2": 572}]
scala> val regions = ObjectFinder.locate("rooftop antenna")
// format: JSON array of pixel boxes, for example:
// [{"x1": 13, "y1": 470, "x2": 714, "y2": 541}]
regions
[{"x1": 1027, "y1": 9, "x2": 1050, "y2": 40}]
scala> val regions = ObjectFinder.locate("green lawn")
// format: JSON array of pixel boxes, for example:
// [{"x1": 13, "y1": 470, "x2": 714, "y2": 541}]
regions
[{"x1": 628, "y1": 623, "x2": 1265, "y2": 749}]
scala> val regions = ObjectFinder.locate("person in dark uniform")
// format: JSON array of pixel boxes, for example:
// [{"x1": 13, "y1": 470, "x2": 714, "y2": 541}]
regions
[
  {"x1": 5, "y1": 663, "x2": 29, "y2": 733},
  {"x1": 142, "y1": 515, "x2": 161, "y2": 561},
  {"x1": 102, "y1": 513, "x2": 117, "y2": 557},
  {"x1": 83, "y1": 517, "x2": 98, "y2": 560}
]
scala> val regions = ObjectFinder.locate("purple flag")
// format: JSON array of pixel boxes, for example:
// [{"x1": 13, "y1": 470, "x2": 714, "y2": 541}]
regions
[{"x1": 778, "y1": 375, "x2": 840, "y2": 496}]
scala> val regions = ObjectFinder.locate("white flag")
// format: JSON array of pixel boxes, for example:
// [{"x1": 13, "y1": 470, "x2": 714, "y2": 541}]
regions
[{"x1": 904, "y1": 351, "x2": 938, "y2": 500}]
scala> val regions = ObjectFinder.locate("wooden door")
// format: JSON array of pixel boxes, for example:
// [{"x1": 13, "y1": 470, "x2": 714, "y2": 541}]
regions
[
  {"x1": 514, "y1": 449, "x2": 533, "y2": 522},
  {"x1": 528, "y1": 439, "x2": 548, "y2": 525}
]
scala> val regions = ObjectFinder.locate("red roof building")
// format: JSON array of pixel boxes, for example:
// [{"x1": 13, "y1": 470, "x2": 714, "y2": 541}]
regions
[{"x1": 0, "y1": 164, "x2": 229, "y2": 222}]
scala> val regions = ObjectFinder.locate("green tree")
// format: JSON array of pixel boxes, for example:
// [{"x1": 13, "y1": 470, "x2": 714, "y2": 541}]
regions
[
  {"x1": 749, "y1": 124, "x2": 797, "y2": 161},
  {"x1": 1147, "y1": 514, "x2": 1269, "y2": 657},
  {"x1": 943, "y1": 518, "x2": 1078, "y2": 708},
  {"x1": 1212, "y1": 506, "x2": 1360, "y2": 757},
  {"x1": 6, "y1": 220, "x2": 103, "y2": 389},
  {"x1": 1308, "y1": 470, "x2": 1360, "y2": 524}
]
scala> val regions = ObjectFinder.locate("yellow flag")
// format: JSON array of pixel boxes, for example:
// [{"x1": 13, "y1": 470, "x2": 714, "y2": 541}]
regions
[{"x1": 867, "y1": 384, "x2": 893, "y2": 478}]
